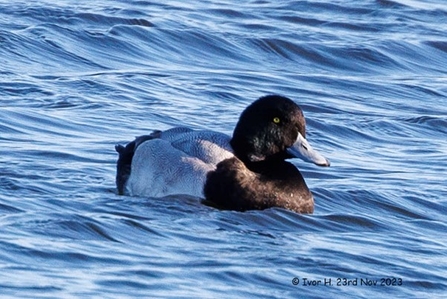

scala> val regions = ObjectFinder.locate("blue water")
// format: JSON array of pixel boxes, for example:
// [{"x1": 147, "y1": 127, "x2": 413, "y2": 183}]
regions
[{"x1": 1, "y1": 0, "x2": 447, "y2": 298}]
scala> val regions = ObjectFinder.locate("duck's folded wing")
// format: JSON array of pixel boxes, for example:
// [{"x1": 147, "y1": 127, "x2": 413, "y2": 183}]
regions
[
  {"x1": 128, "y1": 138, "x2": 214, "y2": 198},
  {"x1": 169, "y1": 130, "x2": 234, "y2": 164}
]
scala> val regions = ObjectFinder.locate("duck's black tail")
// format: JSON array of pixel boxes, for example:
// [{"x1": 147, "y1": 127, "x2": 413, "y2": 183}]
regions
[
  {"x1": 115, "y1": 132, "x2": 161, "y2": 195},
  {"x1": 115, "y1": 141, "x2": 136, "y2": 195}
]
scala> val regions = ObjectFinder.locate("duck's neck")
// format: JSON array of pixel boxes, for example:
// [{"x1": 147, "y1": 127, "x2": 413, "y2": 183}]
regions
[
  {"x1": 246, "y1": 157, "x2": 302, "y2": 182},
  {"x1": 230, "y1": 137, "x2": 292, "y2": 166}
]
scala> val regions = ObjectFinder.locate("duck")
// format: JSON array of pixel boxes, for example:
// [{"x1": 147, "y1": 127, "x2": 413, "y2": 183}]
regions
[{"x1": 115, "y1": 95, "x2": 330, "y2": 213}]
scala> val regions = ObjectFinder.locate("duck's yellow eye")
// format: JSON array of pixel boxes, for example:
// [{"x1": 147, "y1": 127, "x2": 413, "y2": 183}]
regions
[{"x1": 273, "y1": 117, "x2": 281, "y2": 124}]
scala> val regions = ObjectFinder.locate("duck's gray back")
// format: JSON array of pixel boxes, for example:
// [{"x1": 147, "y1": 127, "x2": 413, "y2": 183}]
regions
[
  {"x1": 161, "y1": 128, "x2": 234, "y2": 164},
  {"x1": 126, "y1": 128, "x2": 234, "y2": 198}
]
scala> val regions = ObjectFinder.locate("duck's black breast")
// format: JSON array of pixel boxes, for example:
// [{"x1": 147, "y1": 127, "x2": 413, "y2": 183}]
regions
[{"x1": 203, "y1": 157, "x2": 314, "y2": 213}]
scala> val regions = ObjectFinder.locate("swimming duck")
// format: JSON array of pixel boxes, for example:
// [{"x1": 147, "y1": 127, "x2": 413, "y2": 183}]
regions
[{"x1": 115, "y1": 95, "x2": 329, "y2": 213}]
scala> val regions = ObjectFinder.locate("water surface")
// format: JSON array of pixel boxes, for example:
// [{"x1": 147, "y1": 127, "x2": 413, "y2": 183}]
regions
[{"x1": 1, "y1": 0, "x2": 447, "y2": 298}]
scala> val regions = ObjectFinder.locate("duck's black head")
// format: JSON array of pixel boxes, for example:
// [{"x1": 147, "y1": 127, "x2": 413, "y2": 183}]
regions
[{"x1": 230, "y1": 95, "x2": 329, "y2": 166}]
